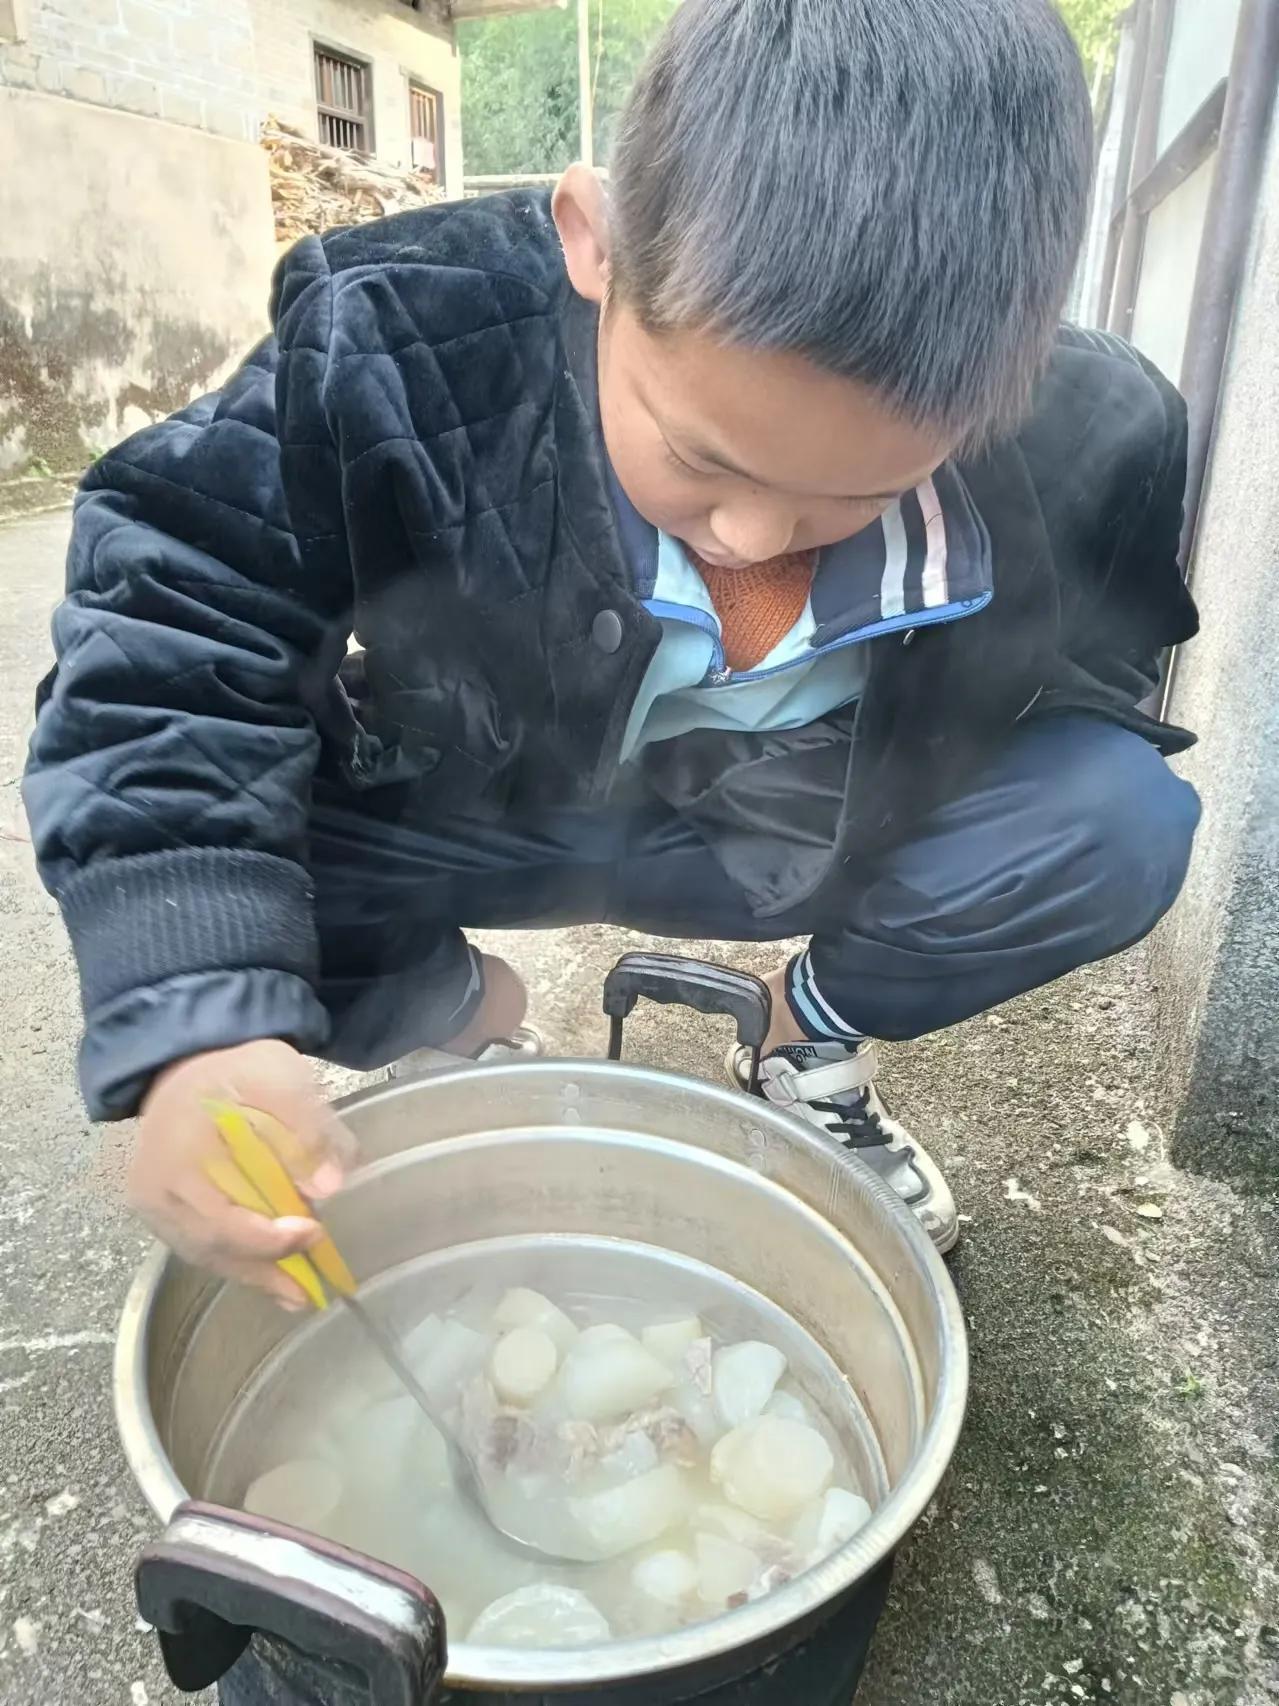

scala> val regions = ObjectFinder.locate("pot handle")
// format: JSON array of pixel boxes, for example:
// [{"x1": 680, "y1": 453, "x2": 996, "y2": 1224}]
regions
[
  {"x1": 136, "y1": 1501, "x2": 447, "y2": 1703},
  {"x1": 603, "y1": 952, "x2": 772, "y2": 1093}
]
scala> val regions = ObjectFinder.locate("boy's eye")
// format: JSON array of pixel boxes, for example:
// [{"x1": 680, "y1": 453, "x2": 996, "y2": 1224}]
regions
[{"x1": 662, "y1": 439, "x2": 712, "y2": 478}]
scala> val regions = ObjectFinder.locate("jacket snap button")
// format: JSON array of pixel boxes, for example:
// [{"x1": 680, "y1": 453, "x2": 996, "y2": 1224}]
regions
[{"x1": 592, "y1": 609, "x2": 624, "y2": 654}]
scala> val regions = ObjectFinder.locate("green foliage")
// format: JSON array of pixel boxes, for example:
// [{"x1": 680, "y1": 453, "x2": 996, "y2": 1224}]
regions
[
  {"x1": 458, "y1": 0, "x2": 1125, "y2": 179},
  {"x1": 1055, "y1": 0, "x2": 1128, "y2": 81},
  {"x1": 458, "y1": 0, "x2": 677, "y2": 177}
]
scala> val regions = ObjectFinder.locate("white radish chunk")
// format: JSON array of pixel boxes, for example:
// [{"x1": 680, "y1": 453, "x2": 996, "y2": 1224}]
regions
[
  {"x1": 694, "y1": 1501, "x2": 768, "y2": 1546},
  {"x1": 575, "y1": 1323, "x2": 635, "y2": 1348},
  {"x1": 695, "y1": 1532, "x2": 761, "y2": 1605},
  {"x1": 355, "y1": 1396, "x2": 451, "y2": 1492},
  {"x1": 468, "y1": 1583, "x2": 611, "y2": 1649},
  {"x1": 243, "y1": 1459, "x2": 343, "y2": 1531},
  {"x1": 569, "y1": 1464, "x2": 689, "y2": 1559},
  {"x1": 793, "y1": 1488, "x2": 873, "y2": 1558},
  {"x1": 764, "y1": 1390, "x2": 812, "y2": 1426},
  {"x1": 560, "y1": 1337, "x2": 675, "y2": 1424},
  {"x1": 404, "y1": 1315, "x2": 487, "y2": 1394},
  {"x1": 712, "y1": 1342, "x2": 787, "y2": 1429},
  {"x1": 400, "y1": 1311, "x2": 444, "y2": 1369},
  {"x1": 711, "y1": 1418, "x2": 834, "y2": 1522},
  {"x1": 632, "y1": 1549, "x2": 698, "y2": 1607},
  {"x1": 492, "y1": 1288, "x2": 579, "y2": 1356},
  {"x1": 641, "y1": 1318, "x2": 704, "y2": 1363},
  {"x1": 489, "y1": 1327, "x2": 559, "y2": 1406}
]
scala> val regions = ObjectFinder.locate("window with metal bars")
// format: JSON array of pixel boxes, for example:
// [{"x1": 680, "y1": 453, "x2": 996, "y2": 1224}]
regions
[
  {"x1": 408, "y1": 81, "x2": 442, "y2": 182},
  {"x1": 314, "y1": 45, "x2": 371, "y2": 154}
]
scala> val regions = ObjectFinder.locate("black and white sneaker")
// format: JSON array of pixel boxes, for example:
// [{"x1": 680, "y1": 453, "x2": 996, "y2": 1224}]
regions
[{"x1": 726, "y1": 1038, "x2": 959, "y2": 1255}]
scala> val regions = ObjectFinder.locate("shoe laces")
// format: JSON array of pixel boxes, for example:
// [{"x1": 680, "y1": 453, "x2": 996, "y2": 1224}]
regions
[{"x1": 809, "y1": 1084, "x2": 895, "y2": 1152}]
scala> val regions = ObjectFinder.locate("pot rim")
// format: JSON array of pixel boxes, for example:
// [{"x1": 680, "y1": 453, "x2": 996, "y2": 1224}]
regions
[{"x1": 115, "y1": 1058, "x2": 968, "y2": 1691}]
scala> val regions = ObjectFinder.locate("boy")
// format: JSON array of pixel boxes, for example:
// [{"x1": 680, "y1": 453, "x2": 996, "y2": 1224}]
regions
[{"x1": 25, "y1": 0, "x2": 1199, "y2": 1301}]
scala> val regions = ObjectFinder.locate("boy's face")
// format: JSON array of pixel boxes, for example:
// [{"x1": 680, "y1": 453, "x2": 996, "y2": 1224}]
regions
[{"x1": 556, "y1": 169, "x2": 957, "y2": 568}]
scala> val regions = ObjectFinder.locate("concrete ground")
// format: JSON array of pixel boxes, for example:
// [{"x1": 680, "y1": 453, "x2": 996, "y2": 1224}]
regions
[{"x1": 1, "y1": 509, "x2": 1275, "y2": 1706}]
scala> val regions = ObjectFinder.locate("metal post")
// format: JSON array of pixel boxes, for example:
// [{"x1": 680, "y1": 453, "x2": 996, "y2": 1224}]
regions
[
  {"x1": 1097, "y1": 0, "x2": 1154, "y2": 326},
  {"x1": 577, "y1": 0, "x2": 594, "y2": 167},
  {"x1": 1176, "y1": 0, "x2": 1279, "y2": 569},
  {"x1": 1106, "y1": 0, "x2": 1175, "y2": 334}
]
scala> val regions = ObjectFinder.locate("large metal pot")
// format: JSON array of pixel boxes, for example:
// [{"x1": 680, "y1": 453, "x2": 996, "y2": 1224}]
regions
[{"x1": 116, "y1": 957, "x2": 967, "y2": 1702}]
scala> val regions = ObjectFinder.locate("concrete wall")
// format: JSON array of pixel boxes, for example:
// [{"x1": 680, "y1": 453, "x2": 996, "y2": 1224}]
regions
[
  {"x1": 1151, "y1": 116, "x2": 1279, "y2": 1192},
  {"x1": 250, "y1": 0, "x2": 462, "y2": 191},
  {"x1": 0, "y1": 84, "x2": 275, "y2": 491},
  {"x1": 0, "y1": 0, "x2": 257, "y2": 139}
]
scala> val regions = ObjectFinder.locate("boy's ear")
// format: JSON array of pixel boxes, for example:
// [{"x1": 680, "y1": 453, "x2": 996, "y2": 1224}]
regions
[{"x1": 553, "y1": 165, "x2": 611, "y2": 304}]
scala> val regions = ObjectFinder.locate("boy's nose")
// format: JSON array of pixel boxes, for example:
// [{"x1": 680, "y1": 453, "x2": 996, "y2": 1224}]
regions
[{"x1": 708, "y1": 502, "x2": 796, "y2": 566}]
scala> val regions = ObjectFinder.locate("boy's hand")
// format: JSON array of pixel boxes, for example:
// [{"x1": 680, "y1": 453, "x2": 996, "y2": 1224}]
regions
[{"x1": 129, "y1": 1039, "x2": 348, "y2": 1309}]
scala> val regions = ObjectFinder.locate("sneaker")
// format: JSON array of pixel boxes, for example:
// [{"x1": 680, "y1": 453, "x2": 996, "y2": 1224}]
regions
[
  {"x1": 389, "y1": 1024, "x2": 547, "y2": 1081},
  {"x1": 725, "y1": 1038, "x2": 959, "y2": 1255}
]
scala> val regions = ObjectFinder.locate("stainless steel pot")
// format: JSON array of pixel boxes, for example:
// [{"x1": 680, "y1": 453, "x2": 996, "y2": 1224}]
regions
[{"x1": 116, "y1": 956, "x2": 967, "y2": 1702}]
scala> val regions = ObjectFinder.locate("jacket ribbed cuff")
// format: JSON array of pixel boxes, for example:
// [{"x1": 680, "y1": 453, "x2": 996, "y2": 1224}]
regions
[{"x1": 58, "y1": 847, "x2": 319, "y2": 1016}]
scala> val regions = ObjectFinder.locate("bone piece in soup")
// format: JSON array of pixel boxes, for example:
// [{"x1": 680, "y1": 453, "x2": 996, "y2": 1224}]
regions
[
  {"x1": 242, "y1": 1459, "x2": 342, "y2": 1530},
  {"x1": 492, "y1": 1288, "x2": 579, "y2": 1356},
  {"x1": 569, "y1": 1463, "x2": 690, "y2": 1559},
  {"x1": 684, "y1": 1336, "x2": 714, "y2": 1396},
  {"x1": 711, "y1": 1418, "x2": 834, "y2": 1521},
  {"x1": 489, "y1": 1327, "x2": 559, "y2": 1406},
  {"x1": 599, "y1": 1427, "x2": 661, "y2": 1483},
  {"x1": 712, "y1": 1341, "x2": 787, "y2": 1428},
  {"x1": 792, "y1": 1487, "x2": 873, "y2": 1558},
  {"x1": 606, "y1": 1406, "x2": 700, "y2": 1468},
  {"x1": 641, "y1": 1318, "x2": 704, "y2": 1363},
  {"x1": 670, "y1": 1338, "x2": 719, "y2": 1444},
  {"x1": 559, "y1": 1335, "x2": 675, "y2": 1424},
  {"x1": 631, "y1": 1548, "x2": 698, "y2": 1607},
  {"x1": 468, "y1": 1583, "x2": 611, "y2": 1648},
  {"x1": 694, "y1": 1532, "x2": 761, "y2": 1606}
]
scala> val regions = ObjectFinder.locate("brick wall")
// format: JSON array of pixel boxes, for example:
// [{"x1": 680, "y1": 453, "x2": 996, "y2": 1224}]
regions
[
  {"x1": 0, "y1": 0, "x2": 258, "y2": 139},
  {"x1": 250, "y1": 0, "x2": 462, "y2": 191}
]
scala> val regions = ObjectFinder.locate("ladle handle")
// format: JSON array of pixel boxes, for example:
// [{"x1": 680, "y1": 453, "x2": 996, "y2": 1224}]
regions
[
  {"x1": 136, "y1": 1501, "x2": 446, "y2": 1703},
  {"x1": 603, "y1": 953, "x2": 772, "y2": 1093}
]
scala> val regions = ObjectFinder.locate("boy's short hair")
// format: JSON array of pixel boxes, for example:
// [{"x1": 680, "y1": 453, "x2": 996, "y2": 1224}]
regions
[{"x1": 608, "y1": 0, "x2": 1093, "y2": 445}]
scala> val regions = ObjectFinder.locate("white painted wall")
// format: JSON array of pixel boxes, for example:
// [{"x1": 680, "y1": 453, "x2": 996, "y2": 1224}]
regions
[
  {"x1": 0, "y1": 85, "x2": 274, "y2": 482},
  {"x1": 1128, "y1": 151, "x2": 1218, "y2": 385},
  {"x1": 1157, "y1": 0, "x2": 1242, "y2": 152}
]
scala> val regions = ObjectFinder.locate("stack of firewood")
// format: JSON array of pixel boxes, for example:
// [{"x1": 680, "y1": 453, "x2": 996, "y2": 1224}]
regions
[{"x1": 261, "y1": 117, "x2": 445, "y2": 246}]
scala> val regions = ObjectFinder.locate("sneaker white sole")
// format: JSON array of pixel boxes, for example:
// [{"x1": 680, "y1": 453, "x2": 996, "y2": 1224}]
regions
[{"x1": 724, "y1": 1042, "x2": 961, "y2": 1257}]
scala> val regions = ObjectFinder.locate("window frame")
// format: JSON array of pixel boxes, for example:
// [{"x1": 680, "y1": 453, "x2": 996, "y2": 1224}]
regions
[
  {"x1": 1089, "y1": 0, "x2": 1277, "y2": 717},
  {"x1": 406, "y1": 77, "x2": 444, "y2": 183},
  {"x1": 1102, "y1": 0, "x2": 1228, "y2": 343},
  {"x1": 313, "y1": 40, "x2": 375, "y2": 156}
]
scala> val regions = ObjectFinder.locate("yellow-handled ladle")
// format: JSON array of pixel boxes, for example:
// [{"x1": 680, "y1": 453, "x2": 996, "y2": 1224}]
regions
[{"x1": 203, "y1": 1100, "x2": 591, "y2": 1564}]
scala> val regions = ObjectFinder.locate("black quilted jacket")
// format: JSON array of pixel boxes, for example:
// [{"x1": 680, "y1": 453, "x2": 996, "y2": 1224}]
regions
[{"x1": 24, "y1": 191, "x2": 1198, "y2": 1117}]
